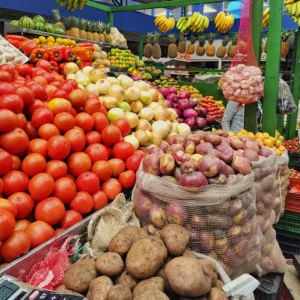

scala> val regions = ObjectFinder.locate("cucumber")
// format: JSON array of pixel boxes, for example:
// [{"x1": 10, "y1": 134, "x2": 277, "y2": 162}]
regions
[{"x1": 33, "y1": 15, "x2": 46, "y2": 24}]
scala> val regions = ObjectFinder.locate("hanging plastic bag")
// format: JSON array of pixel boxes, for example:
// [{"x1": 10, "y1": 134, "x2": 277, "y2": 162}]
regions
[
  {"x1": 276, "y1": 79, "x2": 297, "y2": 114},
  {"x1": 221, "y1": 0, "x2": 264, "y2": 104}
]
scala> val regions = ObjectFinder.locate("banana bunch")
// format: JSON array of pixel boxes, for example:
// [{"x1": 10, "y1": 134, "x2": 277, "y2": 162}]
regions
[
  {"x1": 262, "y1": 8, "x2": 270, "y2": 28},
  {"x1": 56, "y1": 0, "x2": 88, "y2": 11},
  {"x1": 285, "y1": 1, "x2": 300, "y2": 25},
  {"x1": 214, "y1": 12, "x2": 235, "y2": 33},
  {"x1": 190, "y1": 12, "x2": 209, "y2": 33},
  {"x1": 154, "y1": 16, "x2": 175, "y2": 33},
  {"x1": 284, "y1": 0, "x2": 300, "y2": 4},
  {"x1": 176, "y1": 17, "x2": 192, "y2": 33}
]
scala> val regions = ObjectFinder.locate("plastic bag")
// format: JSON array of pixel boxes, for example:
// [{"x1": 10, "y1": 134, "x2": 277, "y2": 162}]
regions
[{"x1": 277, "y1": 79, "x2": 297, "y2": 114}]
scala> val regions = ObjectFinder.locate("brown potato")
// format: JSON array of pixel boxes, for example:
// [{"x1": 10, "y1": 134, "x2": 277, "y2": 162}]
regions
[
  {"x1": 207, "y1": 287, "x2": 228, "y2": 300},
  {"x1": 55, "y1": 284, "x2": 84, "y2": 297},
  {"x1": 198, "y1": 259, "x2": 217, "y2": 287},
  {"x1": 157, "y1": 268, "x2": 178, "y2": 299},
  {"x1": 133, "y1": 289, "x2": 170, "y2": 300},
  {"x1": 64, "y1": 257, "x2": 97, "y2": 293},
  {"x1": 116, "y1": 270, "x2": 139, "y2": 291},
  {"x1": 160, "y1": 224, "x2": 190, "y2": 256},
  {"x1": 133, "y1": 277, "x2": 165, "y2": 298},
  {"x1": 96, "y1": 252, "x2": 124, "y2": 276},
  {"x1": 182, "y1": 249, "x2": 196, "y2": 259},
  {"x1": 107, "y1": 284, "x2": 132, "y2": 300},
  {"x1": 87, "y1": 276, "x2": 113, "y2": 300}
]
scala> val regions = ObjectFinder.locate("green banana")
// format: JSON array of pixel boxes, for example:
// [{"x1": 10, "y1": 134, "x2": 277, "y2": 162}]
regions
[{"x1": 71, "y1": 0, "x2": 79, "y2": 11}]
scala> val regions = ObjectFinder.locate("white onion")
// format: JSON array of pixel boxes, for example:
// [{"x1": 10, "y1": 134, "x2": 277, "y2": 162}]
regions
[
  {"x1": 82, "y1": 66, "x2": 94, "y2": 76},
  {"x1": 153, "y1": 106, "x2": 169, "y2": 121},
  {"x1": 96, "y1": 79, "x2": 111, "y2": 95},
  {"x1": 106, "y1": 76, "x2": 120, "y2": 85},
  {"x1": 85, "y1": 83, "x2": 100, "y2": 95},
  {"x1": 108, "y1": 85, "x2": 126, "y2": 102},
  {"x1": 124, "y1": 135, "x2": 139, "y2": 150},
  {"x1": 118, "y1": 75, "x2": 133, "y2": 90},
  {"x1": 136, "y1": 119, "x2": 152, "y2": 131},
  {"x1": 101, "y1": 96, "x2": 118, "y2": 109},
  {"x1": 88, "y1": 69, "x2": 106, "y2": 83},
  {"x1": 131, "y1": 100, "x2": 143, "y2": 113},
  {"x1": 107, "y1": 108, "x2": 126, "y2": 123},
  {"x1": 125, "y1": 112, "x2": 139, "y2": 128},
  {"x1": 126, "y1": 87, "x2": 141, "y2": 103},
  {"x1": 76, "y1": 75, "x2": 91, "y2": 87},
  {"x1": 177, "y1": 123, "x2": 191, "y2": 136},
  {"x1": 152, "y1": 120, "x2": 170, "y2": 139},
  {"x1": 139, "y1": 107, "x2": 154, "y2": 121},
  {"x1": 64, "y1": 62, "x2": 79, "y2": 75}
]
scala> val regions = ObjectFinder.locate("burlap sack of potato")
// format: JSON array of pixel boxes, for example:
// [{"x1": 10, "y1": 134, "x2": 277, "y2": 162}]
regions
[
  {"x1": 252, "y1": 153, "x2": 286, "y2": 275},
  {"x1": 133, "y1": 167, "x2": 261, "y2": 278},
  {"x1": 83, "y1": 193, "x2": 140, "y2": 258}
]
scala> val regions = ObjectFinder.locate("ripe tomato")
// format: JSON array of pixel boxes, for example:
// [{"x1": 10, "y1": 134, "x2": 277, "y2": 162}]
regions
[
  {"x1": 60, "y1": 210, "x2": 82, "y2": 229},
  {"x1": 28, "y1": 173, "x2": 55, "y2": 201},
  {"x1": 75, "y1": 112, "x2": 94, "y2": 132},
  {"x1": 45, "y1": 160, "x2": 67, "y2": 180},
  {"x1": 27, "y1": 99, "x2": 46, "y2": 115},
  {"x1": 38, "y1": 123, "x2": 60, "y2": 140},
  {"x1": 76, "y1": 172, "x2": 100, "y2": 194},
  {"x1": 2, "y1": 171, "x2": 29, "y2": 195},
  {"x1": 69, "y1": 88, "x2": 87, "y2": 107},
  {"x1": 11, "y1": 155, "x2": 21, "y2": 170},
  {"x1": 0, "y1": 230, "x2": 30, "y2": 262},
  {"x1": 102, "y1": 125, "x2": 121, "y2": 146},
  {"x1": 30, "y1": 68, "x2": 47, "y2": 78},
  {"x1": 53, "y1": 177, "x2": 76, "y2": 204},
  {"x1": 0, "y1": 198, "x2": 17, "y2": 217},
  {"x1": 0, "y1": 70, "x2": 12, "y2": 82},
  {"x1": 36, "y1": 60, "x2": 52, "y2": 73},
  {"x1": 8, "y1": 192, "x2": 34, "y2": 219},
  {"x1": 113, "y1": 119, "x2": 131, "y2": 137},
  {"x1": 27, "y1": 138, "x2": 48, "y2": 157},
  {"x1": 31, "y1": 108, "x2": 53, "y2": 129},
  {"x1": 108, "y1": 159, "x2": 126, "y2": 177},
  {"x1": 0, "y1": 149, "x2": 12, "y2": 175},
  {"x1": 16, "y1": 114, "x2": 26, "y2": 131},
  {"x1": 92, "y1": 161, "x2": 112, "y2": 182},
  {"x1": 92, "y1": 112, "x2": 109, "y2": 132},
  {"x1": 0, "y1": 209, "x2": 15, "y2": 240},
  {"x1": 113, "y1": 142, "x2": 134, "y2": 161},
  {"x1": 45, "y1": 85, "x2": 57, "y2": 98},
  {"x1": 53, "y1": 113, "x2": 75, "y2": 133},
  {"x1": 35, "y1": 197, "x2": 66, "y2": 225},
  {"x1": 0, "y1": 109, "x2": 17, "y2": 133},
  {"x1": 49, "y1": 89, "x2": 69, "y2": 100},
  {"x1": 66, "y1": 79, "x2": 78, "y2": 89},
  {"x1": 70, "y1": 191, "x2": 93, "y2": 215},
  {"x1": 0, "y1": 65, "x2": 15, "y2": 80},
  {"x1": 67, "y1": 152, "x2": 91, "y2": 177},
  {"x1": 48, "y1": 98, "x2": 72, "y2": 115},
  {"x1": 102, "y1": 178, "x2": 122, "y2": 201},
  {"x1": 14, "y1": 86, "x2": 34, "y2": 106},
  {"x1": 0, "y1": 178, "x2": 3, "y2": 195},
  {"x1": 33, "y1": 76, "x2": 48, "y2": 86},
  {"x1": 24, "y1": 122, "x2": 38, "y2": 140},
  {"x1": 119, "y1": 170, "x2": 136, "y2": 189},
  {"x1": 0, "y1": 94, "x2": 23, "y2": 113},
  {"x1": 125, "y1": 154, "x2": 143, "y2": 172},
  {"x1": 92, "y1": 190, "x2": 108, "y2": 211},
  {"x1": 0, "y1": 83, "x2": 14, "y2": 96},
  {"x1": 27, "y1": 83, "x2": 47, "y2": 101},
  {"x1": 25, "y1": 221, "x2": 55, "y2": 249},
  {"x1": 59, "y1": 82, "x2": 74, "y2": 94},
  {"x1": 15, "y1": 64, "x2": 32, "y2": 77},
  {"x1": 84, "y1": 98, "x2": 100, "y2": 115},
  {"x1": 0, "y1": 128, "x2": 29, "y2": 155},
  {"x1": 14, "y1": 219, "x2": 31, "y2": 231},
  {"x1": 47, "y1": 135, "x2": 71, "y2": 160},
  {"x1": 50, "y1": 81, "x2": 62, "y2": 88},
  {"x1": 21, "y1": 153, "x2": 46, "y2": 177},
  {"x1": 86, "y1": 131, "x2": 101, "y2": 145},
  {"x1": 64, "y1": 127, "x2": 86, "y2": 152},
  {"x1": 44, "y1": 73, "x2": 56, "y2": 84},
  {"x1": 84, "y1": 144, "x2": 108, "y2": 163}
]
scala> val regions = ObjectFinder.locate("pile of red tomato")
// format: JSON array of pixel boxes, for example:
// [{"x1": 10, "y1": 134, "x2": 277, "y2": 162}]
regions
[{"x1": 0, "y1": 62, "x2": 144, "y2": 266}]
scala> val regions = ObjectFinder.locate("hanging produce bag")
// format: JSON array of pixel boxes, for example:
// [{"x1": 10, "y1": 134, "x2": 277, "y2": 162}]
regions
[
  {"x1": 221, "y1": 0, "x2": 264, "y2": 104},
  {"x1": 277, "y1": 79, "x2": 297, "y2": 115}
]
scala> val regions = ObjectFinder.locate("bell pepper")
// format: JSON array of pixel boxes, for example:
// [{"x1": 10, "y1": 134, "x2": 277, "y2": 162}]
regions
[
  {"x1": 19, "y1": 39, "x2": 38, "y2": 56},
  {"x1": 30, "y1": 48, "x2": 49, "y2": 63},
  {"x1": 48, "y1": 48, "x2": 63, "y2": 63},
  {"x1": 61, "y1": 48, "x2": 75, "y2": 62},
  {"x1": 7, "y1": 39, "x2": 20, "y2": 49},
  {"x1": 73, "y1": 47, "x2": 92, "y2": 62},
  {"x1": 59, "y1": 62, "x2": 67, "y2": 74},
  {"x1": 5, "y1": 35, "x2": 28, "y2": 42},
  {"x1": 75, "y1": 42, "x2": 94, "y2": 51},
  {"x1": 49, "y1": 61, "x2": 59, "y2": 72}
]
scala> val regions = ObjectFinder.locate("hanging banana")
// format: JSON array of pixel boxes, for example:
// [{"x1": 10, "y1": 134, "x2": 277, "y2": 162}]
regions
[
  {"x1": 214, "y1": 12, "x2": 235, "y2": 34},
  {"x1": 154, "y1": 15, "x2": 175, "y2": 33}
]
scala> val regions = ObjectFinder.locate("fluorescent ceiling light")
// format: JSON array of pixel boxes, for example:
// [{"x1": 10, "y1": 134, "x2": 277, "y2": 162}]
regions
[{"x1": 204, "y1": 7, "x2": 217, "y2": 13}]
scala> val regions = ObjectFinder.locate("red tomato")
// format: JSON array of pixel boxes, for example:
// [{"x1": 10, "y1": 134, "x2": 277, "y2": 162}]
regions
[
  {"x1": 105, "y1": 145, "x2": 113, "y2": 158},
  {"x1": 108, "y1": 159, "x2": 126, "y2": 177},
  {"x1": 60, "y1": 210, "x2": 82, "y2": 229},
  {"x1": 0, "y1": 178, "x2": 3, "y2": 194},
  {"x1": 0, "y1": 70, "x2": 12, "y2": 82},
  {"x1": 21, "y1": 153, "x2": 46, "y2": 177},
  {"x1": 86, "y1": 131, "x2": 101, "y2": 145},
  {"x1": 134, "y1": 150, "x2": 146, "y2": 158},
  {"x1": 45, "y1": 161, "x2": 67, "y2": 180},
  {"x1": 15, "y1": 64, "x2": 32, "y2": 77},
  {"x1": 66, "y1": 79, "x2": 78, "y2": 89},
  {"x1": 50, "y1": 80, "x2": 62, "y2": 88},
  {"x1": 84, "y1": 98, "x2": 101, "y2": 115},
  {"x1": 0, "y1": 128, "x2": 29, "y2": 154},
  {"x1": 0, "y1": 198, "x2": 17, "y2": 217},
  {"x1": 27, "y1": 139, "x2": 48, "y2": 157},
  {"x1": 126, "y1": 154, "x2": 143, "y2": 172},
  {"x1": 53, "y1": 113, "x2": 75, "y2": 133},
  {"x1": 27, "y1": 99, "x2": 46, "y2": 115},
  {"x1": 14, "y1": 86, "x2": 34, "y2": 105},
  {"x1": 67, "y1": 152, "x2": 91, "y2": 177},
  {"x1": 0, "y1": 94, "x2": 23, "y2": 113},
  {"x1": 31, "y1": 108, "x2": 53, "y2": 129},
  {"x1": 47, "y1": 135, "x2": 71, "y2": 160},
  {"x1": 14, "y1": 219, "x2": 31, "y2": 231},
  {"x1": 35, "y1": 197, "x2": 66, "y2": 225},
  {"x1": 0, "y1": 149, "x2": 13, "y2": 175},
  {"x1": 91, "y1": 161, "x2": 112, "y2": 181},
  {"x1": 69, "y1": 88, "x2": 87, "y2": 107},
  {"x1": 27, "y1": 83, "x2": 47, "y2": 101},
  {"x1": 49, "y1": 89, "x2": 69, "y2": 100},
  {"x1": 101, "y1": 125, "x2": 121, "y2": 146},
  {"x1": 16, "y1": 113, "x2": 27, "y2": 130},
  {"x1": 70, "y1": 107, "x2": 77, "y2": 117},
  {"x1": 0, "y1": 82, "x2": 14, "y2": 96},
  {"x1": 70, "y1": 191, "x2": 93, "y2": 215},
  {"x1": 119, "y1": 170, "x2": 136, "y2": 189},
  {"x1": 92, "y1": 190, "x2": 108, "y2": 211},
  {"x1": 48, "y1": 98, "x2": 72, "y2": 115},
  {"x1": 11, "y1": 155, "x2": 21, "y2": 170},
  {"x1": 59, "y1": 82, "x2": 74, "y2": 94},
  {"x1": 0, "y1": 230, "x2": 30, "y2": 262},
  {"x1": 36, "y1": 60, "x2": 52, "y2": 72},
  {"x1": 76, "y1": 172, "x2": 100, "y2": 194},
  {"x1": 102, "y1": 178, "x2": 122, "y2": 201},
  {"x1": 84, "y1": 143, "x2": 108, "y2": 163},
  {"x1": 28, "y1": 173, "x2": 55, "y2": 201},
  {"x1": 75, "y1": 112, "x2": 94, "y2": 132},
  {"x1": 31, "y1": 68, "x2": 47, "y2": 78},
  {"x1": 53, "y1": 177, "x2": 76, "y2": 204},
  {"x1": 38, "y1": 123, "x2": 60, "y2": 140},
  {"x1": 25, "y1": 221, "x2": 55, "y2": 249},
  {"x1": 0, "y1": 209, "x2": 15, "y2": 240},
  {"x1": 44, "y1": 73, "x2": 56, "y2": 84},
  {"x1": 0, "y1": 64, "x2": 15, "y2": 80},
  {"x1": 45, "y1": 85, "x2": 57, "y2": 98},
  {"x1": 92, "y1": 112, "x2": 109, "y2": 132},
  {"x1": 113, "y1": 142, "x2": 134, "y2": 160},
  {"x1": 2, "y1": 171, "x2": 29, "y2": 195},
  {"x1": 64, "y1": 127, "x2": 86, "y2": 152},
  {"x1": 24, "y1": 122, "x2": 38, "y2": 140},
  {"x1": 113, "y1": 119, "x2": 131, "y2": 137},
  {"x1": 33, "y1": 76, "x2": 48, "y2": 86}
]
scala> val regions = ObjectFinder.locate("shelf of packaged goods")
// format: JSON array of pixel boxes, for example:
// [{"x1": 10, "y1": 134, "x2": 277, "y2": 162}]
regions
[{"x1": 4, "y1": 23, "x2": 128, "y2": 49}]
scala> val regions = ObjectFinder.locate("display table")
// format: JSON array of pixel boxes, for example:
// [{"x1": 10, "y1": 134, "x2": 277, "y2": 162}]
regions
[{"x1": 284, "y1": 264, "x2": 300, "y2": 299}]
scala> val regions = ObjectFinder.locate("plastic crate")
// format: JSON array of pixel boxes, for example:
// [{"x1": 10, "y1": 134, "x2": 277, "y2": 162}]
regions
[
  {"x1": 288, "y1": 152, "x2": 300, "y2": 171},
  {"x1": 276, "y1": 228, "x2": 300, "y2": 258},
  {"x1": 254, "y1": 273, "x2": 284, "y2": 300},
  {"x1": 274, "y1": 212, "x2": 300, "y2": 234},
  {"x1": 285, "y1": 192, "x2": 300, "y2": 213},
  {"x1": 281, "y1": 284, "x2": 294, "y2": 300},
  {"x1": 288, "y1": 178, "x2": 300, "y2": 188}
]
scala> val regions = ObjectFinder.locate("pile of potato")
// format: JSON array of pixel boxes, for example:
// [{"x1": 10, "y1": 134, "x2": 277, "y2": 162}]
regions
[{"x1": 57, "y1": 224, "x2": 228, "y2": 300}]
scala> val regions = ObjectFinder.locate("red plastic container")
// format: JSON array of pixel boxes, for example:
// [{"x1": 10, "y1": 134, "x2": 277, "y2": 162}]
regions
[{"x1": 285, "y1": 192, "x2": 300, "y2": 213}]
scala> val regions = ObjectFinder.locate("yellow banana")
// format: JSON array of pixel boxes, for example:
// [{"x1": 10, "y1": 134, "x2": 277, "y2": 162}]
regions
[
  {"x1": 192, "y1": 12, "x2": 200, "y2": 24},
  {"x1": 263, "y1": 7, "x2": 270, "y2": 18},
  {"x1": 215, "y1": 12, "x2": 224, "y2": 24},
  {"x1": 217, "y1": 13, "x2": 225, "y2": 28},
  {"x1": 177, "y1": 17, "x2": 186, "y2": 30},
  {"x1": 203, "y1": 16, "x2": 209, "y2": 29},
  {"x1": 154, "y1": 15, "x2": 164, "y2": 25},
  {"x1": 193, "y1": 13, "x2": 202, "y2": 28},
  {"x1": 291, "y1": 2, "x2": 297, "y2": 15}
]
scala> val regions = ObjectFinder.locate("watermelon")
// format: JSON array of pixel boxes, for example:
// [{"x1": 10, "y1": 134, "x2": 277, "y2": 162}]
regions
[
  {"x1": 19, "y1": 16, "x2": 35, "y2": 29},
  {"x1": 10, "y1": 20, "x2": 19, "y2": 26},
  {"x1": 54, "y1": 27, "x2": 65, "y2": 35},
  {"x1": 44, "y1": 23, "x2": 55, "y2": 33},
  {"x1": 35, "y1": 22, "x2": 45, "y2": 31},
  {"x1": 33, "y1": 15, "x2": 46, "y2": 24}
]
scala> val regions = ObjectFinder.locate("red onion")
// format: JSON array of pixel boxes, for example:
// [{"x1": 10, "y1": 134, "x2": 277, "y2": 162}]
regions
[
  {"x1": 168, "y1": 87, "x2": 178, "y2": 95},
  {"x1": 166, "y1": 93, "x2": 178, "y2": 102},
  {"x1": 132, "y1": 76, "x2": 142, "y2": 81},
  {"x1": 158, "y1": 87, "x2": 169, "y2": 97},
  {"x1": 177, "y1": 117, "x2": 184, "y2": 123},
  {"x1": 179, "y1": 171, "x2": 208, "y2": 188},
  {"x1": 173, "y1": 103, "x2": 178, "y2": 108},
  {"x1": 196, "y1": 107, "x2": 207, "y2": 117},
  {"x1": 189, "y1": 100, "x2": 197, "y2": 108},
  {"x1": 184, "y1": 117, "x2": 197, "y2": 130},
  {"x1": 173, "y1": 108, "x2": 182, "y2": 117},
  {"x1": 165, "y1": 100, "x2": 172, "y2": 108},
  {"x1": 196, "y1": 117, "x2": 207, "y2": 129},
  {"x1": 178, "y1": 91, "x2": 190, "y2": 100},
  {"x1": 205, "y1": 115, "x2": 216, "y2": 125},
  {"x1": 177, "y1": 99, "x2": 191, "y2": 111},
  {"x1": 183, "y1": 108, "x2": 197, "y2": 119}
]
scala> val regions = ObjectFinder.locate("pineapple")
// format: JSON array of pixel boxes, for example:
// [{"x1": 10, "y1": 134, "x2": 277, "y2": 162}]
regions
[
  {"x1": 52, "y1": 9, "x2": 64, "y2": 30},
  {"x1": 98, "y1": 22, "x2": 105, "y2": 43},
  {"x1": 196, "y1": 35, "x2": 206, "y2": 56},
  {"x1": 206, "y1": 33, "x2": 216, "y2": 57},
  {"x1": 178, "y1": 32, "x2": 186, "y2": 54},
  {"x1": 187, "y1": 35, "x2": 196, "y2": 55},
  {"x1": 63, "y1": 17, "x2": 72, "y2": 36},
  {"x1": 86, "y1": 21, "x2": 93, "y2": 41},
  {"x1": 168, "y1": 34, "x2": 177, "y2": 59},
  {"x1": 92, "y1": 22, "x2": 100, "y2": 42},
  {"x1": 69, "y1": 17, "x2": 80, "y2": 38},
  {"x1": 227, "y1": 34, "x2": 237, "y2": 58},
  {"x1": 265, "y1": 31, "x2": 291, "y2": 58},
  {"x1": 216, "y1": 36, "x2": 230, "y2": 58},
  {"x1": 79, "y1": 19, "x2": 87, "y2": 39},
  {"x1": 152, "y1": 32, "x2": 161, "y2": 59},
  {"x1": 105, "y1": 24, "x2": 113, "y2": 44},
  {"x1": 143, "y1": 33, "x2": 153, "y2": 58}
]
